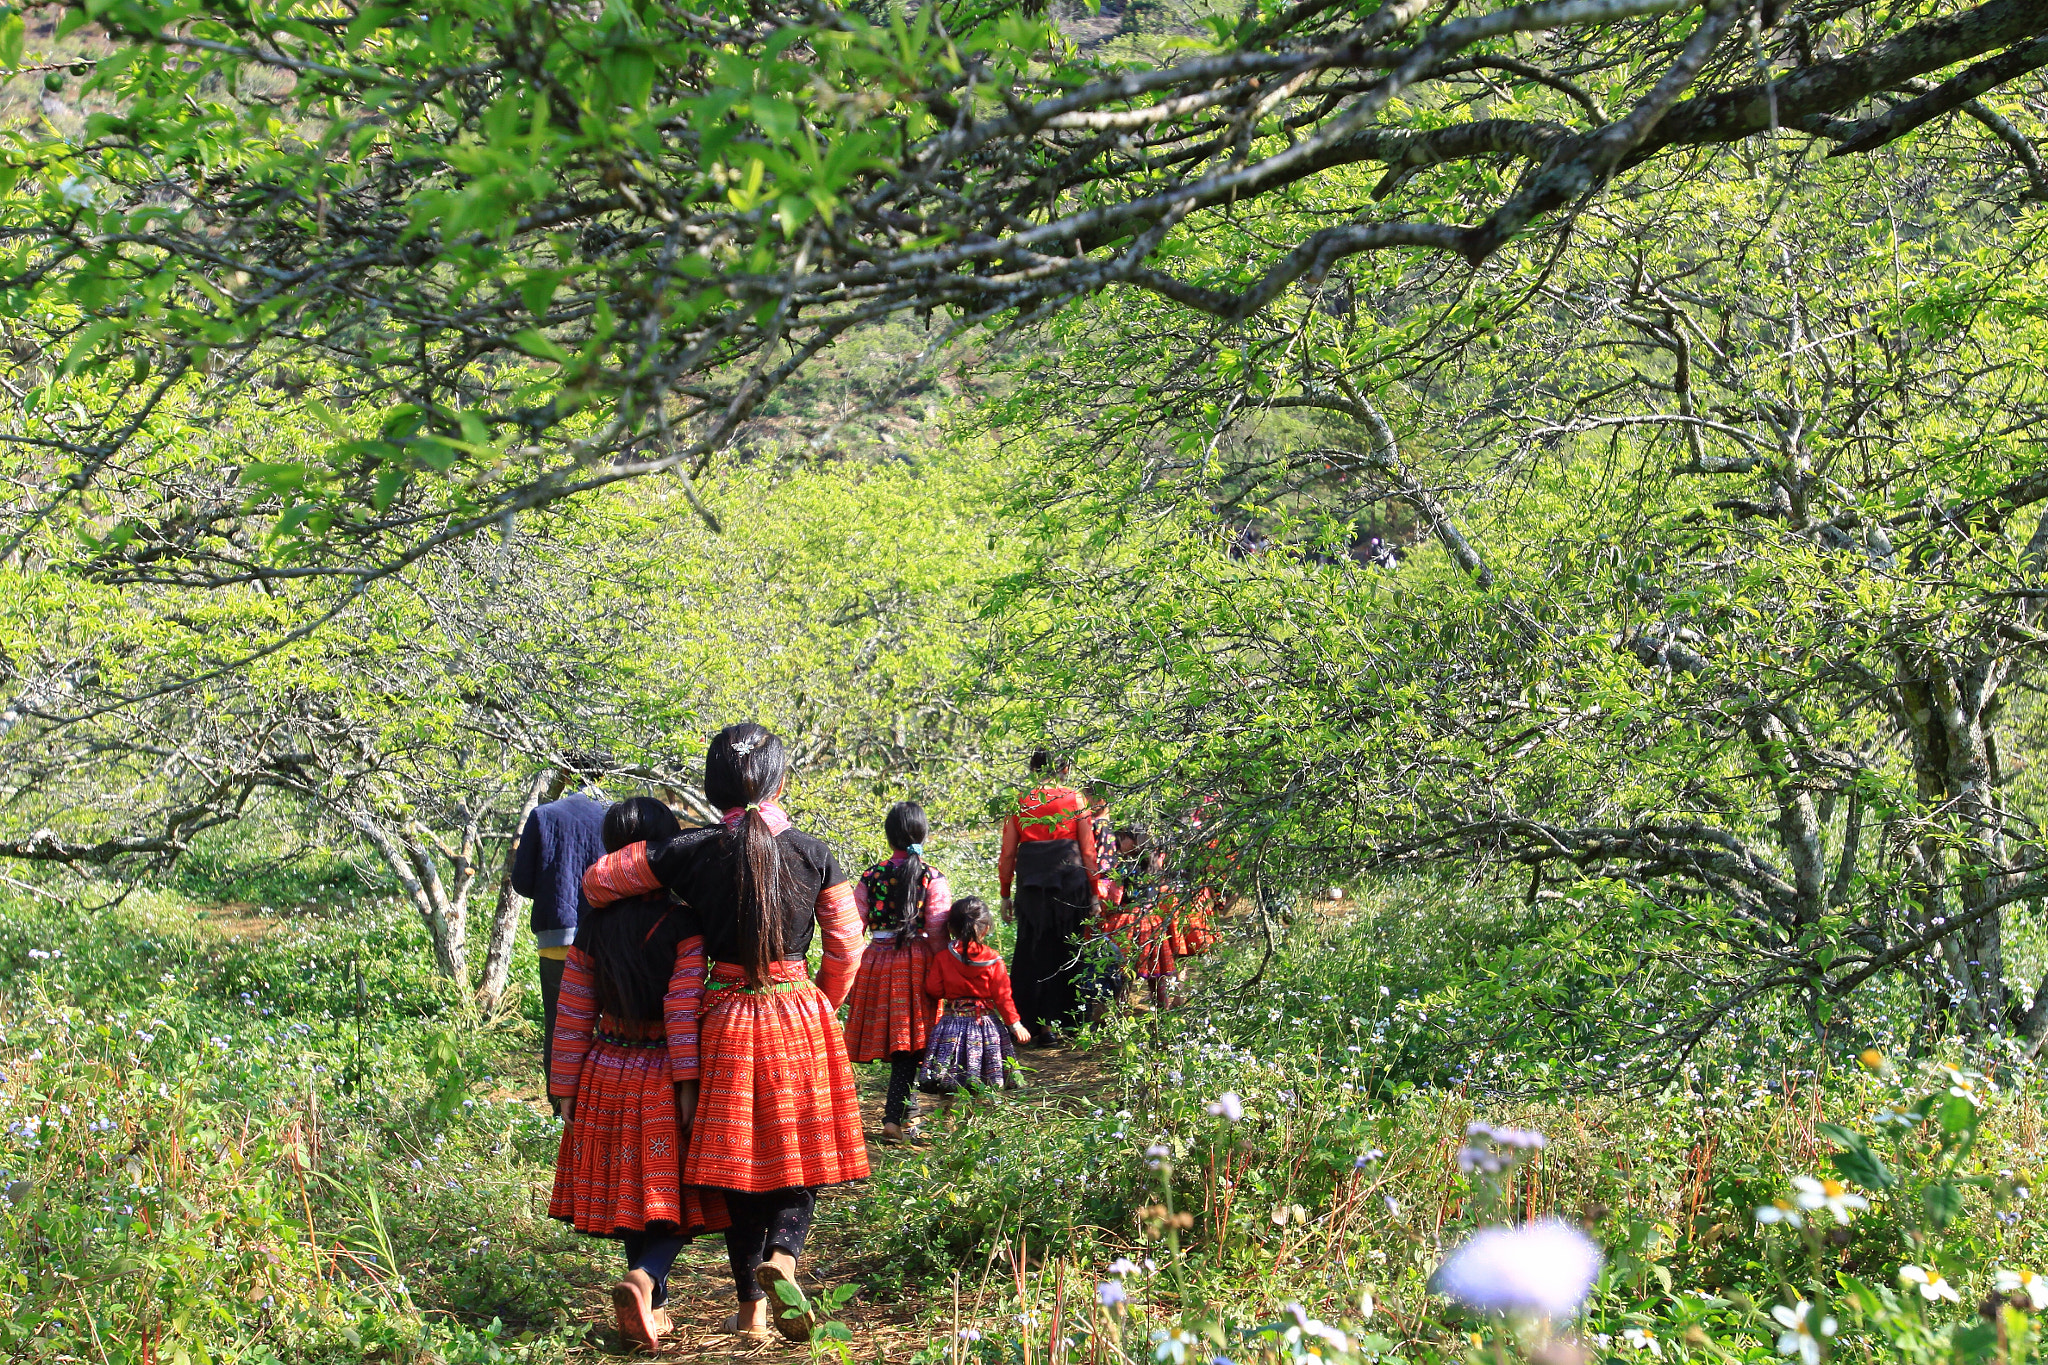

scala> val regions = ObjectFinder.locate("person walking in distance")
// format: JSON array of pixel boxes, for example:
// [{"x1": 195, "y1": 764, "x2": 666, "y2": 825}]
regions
[
  {"x1": 998, "y1": 751, "x2": 1099, "y2": 1046},
  {"x1": 581, "y1": 724, "x2": 869, "y2": 1342},
  {"x1": 510, "y1": 777, "x2": 609, "y2": 1109},
  {"x1": 843, "y1": 802, "x2": 950, "y2": 1144}
]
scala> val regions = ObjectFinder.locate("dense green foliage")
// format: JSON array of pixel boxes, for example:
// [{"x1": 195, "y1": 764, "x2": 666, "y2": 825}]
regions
[
  {"x1": 4, "y1": 0, "x2": 2043, "y2": 602},
  {"x1": 0, "y1": 447, "x2": 1015, "y2": 995}
]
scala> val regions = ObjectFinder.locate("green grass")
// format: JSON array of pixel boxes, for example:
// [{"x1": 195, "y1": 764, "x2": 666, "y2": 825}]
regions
[
  {"x1": 0, "y1": 841, "x2": 584, "y2": 1363},
  {"x1": 3, "y1": 852, "x2": 2045, "y2": 1364}
]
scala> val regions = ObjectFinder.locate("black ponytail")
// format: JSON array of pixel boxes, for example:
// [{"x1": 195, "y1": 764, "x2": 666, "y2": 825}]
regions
[
  {"x1": 704, "y1": 722, "x2": 790, "y2": 988},
  {"x1": 883, "y1": 801, "x2": 928, "y2": 949},
  {"x1": 947, "y1": 894, "x2": 994, "y2": 947}
]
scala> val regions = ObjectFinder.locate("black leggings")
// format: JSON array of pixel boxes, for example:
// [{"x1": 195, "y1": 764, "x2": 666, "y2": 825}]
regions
[
  {"x1": 619, "y1": 1230, "x2": 687, "y2": 1307},
  {"x1": 538, "y1": 954, "x2": 567, "y2": 1113},
  {"x1": 885, "y1": 1051, "x2": 919, "y2": 1126},
  {"x1": 725, "y1": 1188, "x2": 816, "y2": 1301}
]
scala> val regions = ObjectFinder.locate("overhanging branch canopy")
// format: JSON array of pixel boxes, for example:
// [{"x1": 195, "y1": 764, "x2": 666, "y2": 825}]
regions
[{"x1": 2, "y1": 0, "x2": 2045, "y2": 595}]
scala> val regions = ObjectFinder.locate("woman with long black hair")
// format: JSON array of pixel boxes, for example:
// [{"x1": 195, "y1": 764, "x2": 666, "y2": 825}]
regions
[
  {"x1": 547, "y1": 797, "x2": 728, "y2": 1351},
  {"x1": 581, "y1": 723, "x2": 868, "y2": 1341},
  {"x1": 843, "y1": 801, "x2": 951, "y2": 1143}
]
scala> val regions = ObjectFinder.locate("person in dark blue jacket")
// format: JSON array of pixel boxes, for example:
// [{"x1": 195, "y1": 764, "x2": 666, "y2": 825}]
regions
[{"x1": 510, "y1": 788, "x2": 610, "y2": 1106}]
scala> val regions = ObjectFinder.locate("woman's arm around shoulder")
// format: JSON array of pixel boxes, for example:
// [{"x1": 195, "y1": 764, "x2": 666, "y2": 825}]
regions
[{"x1": 581, "y1": 841, "x2": 656, "y2": 908}]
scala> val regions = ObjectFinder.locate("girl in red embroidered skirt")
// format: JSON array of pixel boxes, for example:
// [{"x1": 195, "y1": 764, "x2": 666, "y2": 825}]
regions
[
  {"x1": 548, "y1": 798, "x2": 729, "y2": 1351},
  {"x1": 919, "y1": 897, "x2": 1033, "y2": 1109},
  {"x1": 843, "y1": 801, "x2": 950, "y2": 1144},
  {"x1": 583, "y1": 723, "x2": 868, "y2": 1343}
]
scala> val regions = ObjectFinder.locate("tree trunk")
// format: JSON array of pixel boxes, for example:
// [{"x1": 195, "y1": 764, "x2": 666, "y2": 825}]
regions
[
  {"x1": 350, "y1": 810, "x2": 475, "y2": 987},
  {"x1": 1896, "y1": 647, "x2": 2012, "y2": 1029},
  {"x1": 476, "y1": 768, "x2": 564, "y2": 1014},
  {"x1": 1338, "y1": 377, "x2": 1492, "y2": 587},
  {"x1": 1745, "y1": 709, "x2": 1826, "y2": 928}
]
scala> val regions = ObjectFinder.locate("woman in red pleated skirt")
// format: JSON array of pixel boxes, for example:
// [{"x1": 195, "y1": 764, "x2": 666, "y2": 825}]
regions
[
  {"x1": 548, "y1": 798, "x2": 729, "y2": 1352},
  {"x1": 583, "y1": 723, "x2": 870, "y2": 1343},
  {"x1": 842, "y1": 801, "x2": 950, "y2": 1142}
]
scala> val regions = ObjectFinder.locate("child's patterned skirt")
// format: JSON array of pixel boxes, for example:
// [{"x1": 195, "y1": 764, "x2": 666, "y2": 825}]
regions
[
  {"x1": 550, "y1": 1016, "x2": 731, "y2": 1237},
  {"x1": 842, "y1": 937, "x2": 934, "y2": 1062},
  {"x1": 917, "y1": 1002, "x2": 1016, "y2": 1095}
]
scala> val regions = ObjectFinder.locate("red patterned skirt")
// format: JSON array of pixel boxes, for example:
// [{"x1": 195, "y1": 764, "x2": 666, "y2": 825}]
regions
[
  {"x1": 685, "y1": 961, "x2": 871, "y2": 1192},
  {"x1": 842, "y1": 937, "x2": 934, "y2": 1062},
  {"x1": 549, "y1": 1017, "x2": 731, "y2": 1237},
  {"x1": 1100, "y1": 906, "x2": 1179, "y2": 978},
  {"x1": 1167, "y1": 889, "x2": 1221, "y2": 959}
]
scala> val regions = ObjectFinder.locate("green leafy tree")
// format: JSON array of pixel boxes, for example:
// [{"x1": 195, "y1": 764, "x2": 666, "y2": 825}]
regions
[
  {"x1": 4, "y1": 0, "x2": 2046, "y2": 607},
  {"x1": 0, "y1": 453, "x2": 1011, "y2": 984},
  {"x1": 985, "y1": 136, "x2": 2048, "y2": 1059}
]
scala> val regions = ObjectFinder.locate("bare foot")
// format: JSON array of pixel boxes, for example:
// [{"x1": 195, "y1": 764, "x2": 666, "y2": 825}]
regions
[
  {"x1": 754, "y1": 1251, "x2": 817, "y2": 1342},
  {"x1": 880, "y1": 1121, "x2": 904, "y2": 1145},
  {"x1": 612, "y1": 1270, "x2": 663, "y2": 1350}
]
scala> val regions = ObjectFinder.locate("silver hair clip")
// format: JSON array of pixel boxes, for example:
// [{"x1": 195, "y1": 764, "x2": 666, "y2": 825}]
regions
[{"x1": 730, "y1": 735, "x2": 762, "y2": 756}]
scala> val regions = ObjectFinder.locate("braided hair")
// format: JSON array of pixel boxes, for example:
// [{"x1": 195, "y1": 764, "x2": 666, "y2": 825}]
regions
[{"x1": 880, "y1": 801, "x2": 929, "y2": 950}]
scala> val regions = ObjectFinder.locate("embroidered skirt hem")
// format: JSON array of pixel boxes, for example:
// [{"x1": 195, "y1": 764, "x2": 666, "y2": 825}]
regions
[{"x1": 548, "y1": 1038, "x2": 731, "y2": 1237}]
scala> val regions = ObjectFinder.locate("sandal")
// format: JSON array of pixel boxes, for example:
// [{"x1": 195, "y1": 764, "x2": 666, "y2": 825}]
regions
[
  {"x1": 754, "y1": 1260, "x2": 819, "y2": 1342},
  {"x1": 721, "y1": 1311, "x2": 775, "y2": 1341},
  {"x1": 612, "y1": 1273, "x2": 664, "y2": 1350}
]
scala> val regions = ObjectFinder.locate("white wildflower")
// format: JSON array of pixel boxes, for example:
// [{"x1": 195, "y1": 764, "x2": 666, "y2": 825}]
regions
[
  {"x1": 1206, "y1": 1093, "x2": 1244, "y2": 1122},
  {"x1": 1900, "y1": 1265, "x2": 1961, "y2": 1303},
  {"x1": 1792, "y1": 1175, "x2": 1868, "y2": 1221},
  {"x1": 1772, "y1": 1302, "x2": 1835, "y2": 1365},
  {"x1": 1278, "y1": 1303, "x2": 1349, "y2": 1360},
  {"x1": 1756, "y1": 1198, "x2": 1804, "y2": 1228},
  {"x1": 1995, "y1": 1268, "x2": 2048, "y2": 1310}
]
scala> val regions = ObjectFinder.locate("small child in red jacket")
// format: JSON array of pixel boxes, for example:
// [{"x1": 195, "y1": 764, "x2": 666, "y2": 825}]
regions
[{"x1": 919, "y1": 896, "x2": 1032, "y2": 1105}]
